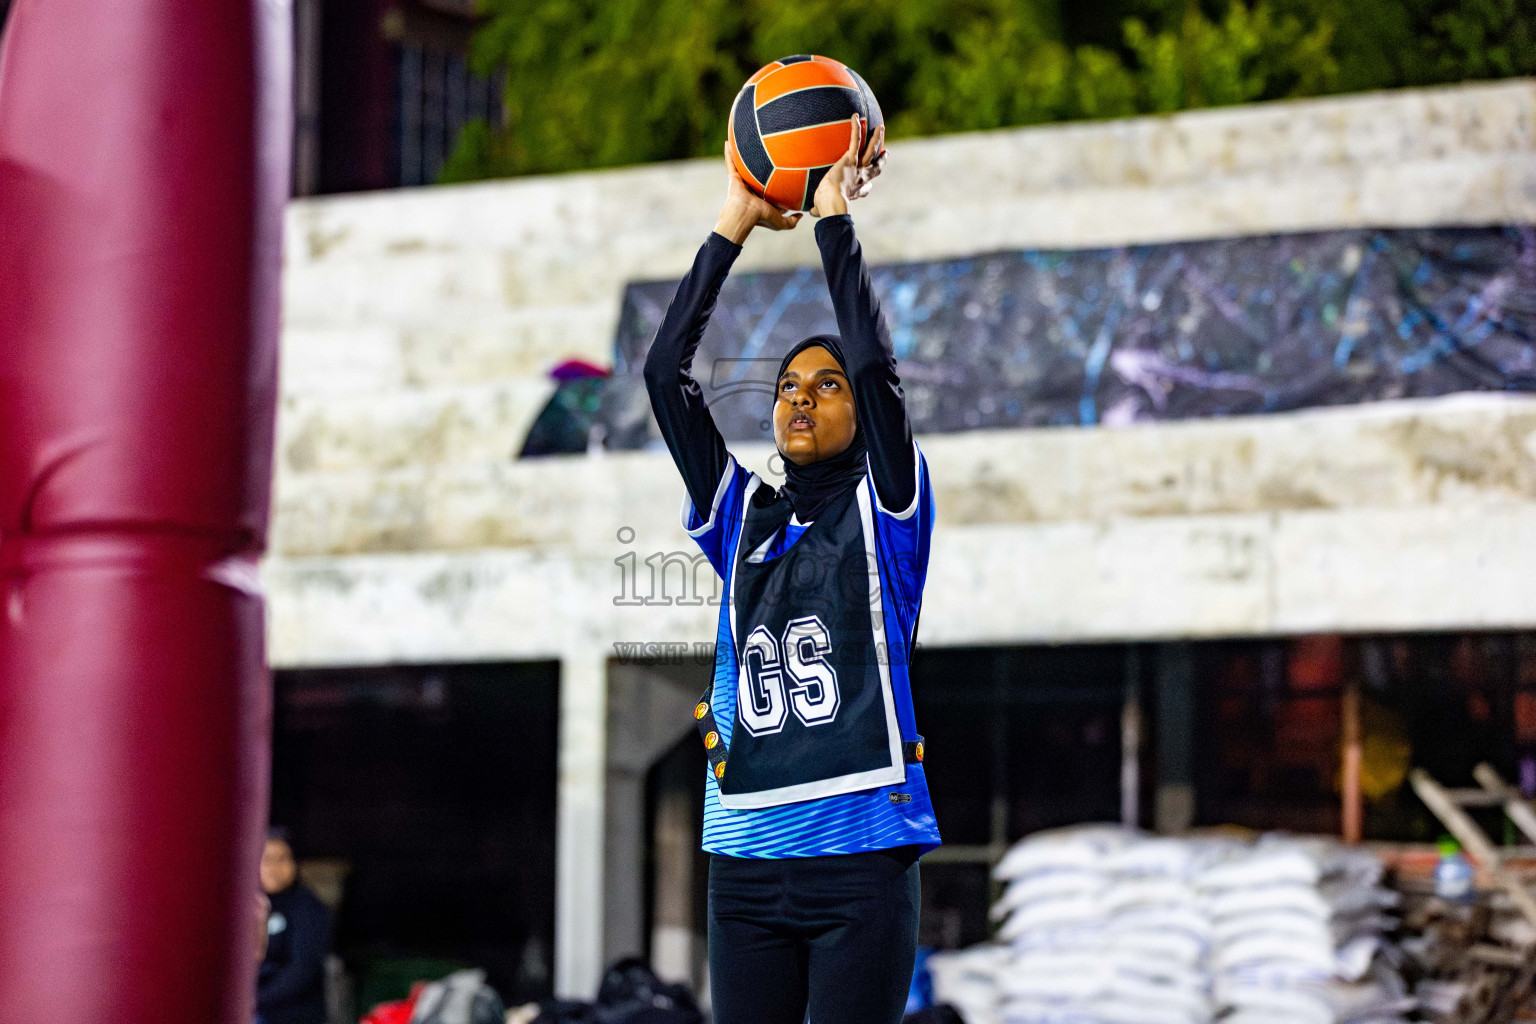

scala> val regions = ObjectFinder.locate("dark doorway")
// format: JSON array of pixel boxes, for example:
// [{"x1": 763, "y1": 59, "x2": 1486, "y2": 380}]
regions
[
  {"x1": 1191, "y1": 632, "x2": 1536, "y2": 842},
  {"x1": 911, "y1": 644, "x2": 1130, "y2": 949},
  {"x1": 271, "y1": 660, "x2": 559, "y2": 1011}
]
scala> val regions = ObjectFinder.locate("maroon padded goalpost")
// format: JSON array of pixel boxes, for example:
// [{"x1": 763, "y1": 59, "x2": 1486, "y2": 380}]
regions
[{"x1": 0, "y1": 0, "x2": 289, "y2": 1020}]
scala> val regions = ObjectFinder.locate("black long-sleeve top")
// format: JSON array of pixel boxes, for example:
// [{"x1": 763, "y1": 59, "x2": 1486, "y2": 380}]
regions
[
  {"x1": 642, "y1": 214, "x2": 916, "y2": 518},
  {"x1": 257, "y1": 882, "x2": 331, "y2": 1024}
]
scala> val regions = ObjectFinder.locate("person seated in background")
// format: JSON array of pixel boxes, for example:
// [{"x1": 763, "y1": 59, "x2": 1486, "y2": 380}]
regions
[
  {"x1": 258, "y1": 826, "x2": 332, "y2": 1024},
  {"x1": 255, "y1": 891, "x2": 272, "y2": 1024}
]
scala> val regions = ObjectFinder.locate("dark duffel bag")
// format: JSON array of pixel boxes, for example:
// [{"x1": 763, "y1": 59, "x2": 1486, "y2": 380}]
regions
[{"x1": 593, "y1": 957, "x2": 702, "y2": 1024}]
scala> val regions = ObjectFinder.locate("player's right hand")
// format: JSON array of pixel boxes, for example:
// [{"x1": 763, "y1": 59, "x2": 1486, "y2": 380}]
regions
[{"x1": 716, "y1": 141, "x2": 803, "y2": 243}]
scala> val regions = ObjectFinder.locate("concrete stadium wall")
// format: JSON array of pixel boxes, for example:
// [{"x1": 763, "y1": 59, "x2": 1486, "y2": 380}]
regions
[{"x1": 266, "y1": 79, "x2": 1536, "y2": 996}]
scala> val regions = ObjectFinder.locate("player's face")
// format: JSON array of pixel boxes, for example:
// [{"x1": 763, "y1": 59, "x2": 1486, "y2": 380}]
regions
[
  {"x1": 774, "y1": 345, "x2": 857, "y2": 466},
  {"x1": 259, "y1": 839, "x2": 298, "y2": 895}
]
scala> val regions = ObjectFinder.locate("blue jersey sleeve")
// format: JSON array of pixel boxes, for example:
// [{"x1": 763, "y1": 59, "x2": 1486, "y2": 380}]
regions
[
  {"x1": 681, "y1": 455, "x2": 750, "y2": 580},
  {"x1": 865, "y1": 437, "x2": 934, "y2": 637}
]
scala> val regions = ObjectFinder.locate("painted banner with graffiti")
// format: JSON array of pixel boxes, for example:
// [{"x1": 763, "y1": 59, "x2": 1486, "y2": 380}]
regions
[{"x1": 521, "y1": 227, "x2": 1535, "y2": 456}]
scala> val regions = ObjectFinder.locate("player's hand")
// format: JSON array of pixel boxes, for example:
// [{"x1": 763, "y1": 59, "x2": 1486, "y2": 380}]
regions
[
  {"x1": 850, "y1": 121, "x2": 886, "y2": 200},
  {"x1": 810, "y1": 117, "x2": 885, "y2": 218},
  {"x1": 716, "y1": 141, "x2": 803, "y2": 244}
]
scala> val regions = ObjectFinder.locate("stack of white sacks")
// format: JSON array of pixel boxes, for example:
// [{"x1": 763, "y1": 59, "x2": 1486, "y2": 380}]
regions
[{"x1": 926, "y1": 826, "x2": 1414, "y2": 1024}]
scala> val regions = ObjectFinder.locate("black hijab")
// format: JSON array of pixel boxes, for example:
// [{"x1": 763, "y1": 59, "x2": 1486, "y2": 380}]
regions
[{"x1": 771, "y1": 335, "x2": 868, "y2": 522}]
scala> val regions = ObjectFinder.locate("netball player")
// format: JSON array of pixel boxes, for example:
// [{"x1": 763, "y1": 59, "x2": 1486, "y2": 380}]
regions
[{"x1": 642, "y1": 118, "x2": 939, "y2": 1024}]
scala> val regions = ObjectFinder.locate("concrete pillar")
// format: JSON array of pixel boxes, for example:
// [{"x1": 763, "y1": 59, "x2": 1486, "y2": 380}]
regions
[
  {"x1": 556, "y1": 649, "x2": 608, "y2": 998},
  {"x1": 603, "y1": 766, "x2": 646, "y2": 966},
  {"x1": 602, "y1": 664, "x2": 705, "y2": 973},
  {"x1": 651, "y1": 783, "x2": 697, "y2": 984}
]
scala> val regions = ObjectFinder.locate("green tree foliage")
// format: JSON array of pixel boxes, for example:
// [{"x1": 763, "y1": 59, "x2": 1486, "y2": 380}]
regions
[
  {"x1": 1276, "y1": 0, "x2": 1536, "y2": 91},
  {"x1": 443, "y1": 0, "x2": 748, "y2": 182},
  {"x1": 440, "y1": 0, "x2": 1533, "y2": 184}
]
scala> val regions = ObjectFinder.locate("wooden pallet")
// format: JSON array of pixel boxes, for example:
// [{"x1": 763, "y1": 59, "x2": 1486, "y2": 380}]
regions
[{"x1": 1410, "y1": 765, "x2": 1536, "y2": 1024}]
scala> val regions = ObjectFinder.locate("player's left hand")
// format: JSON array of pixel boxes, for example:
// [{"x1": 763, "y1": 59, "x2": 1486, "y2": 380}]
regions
[
  {"x1": 811, "y1": 116, "x2": 885, "y2": 218},
  {"x1": 849, "y1": 122, "x2": 887, "y2": 200}
]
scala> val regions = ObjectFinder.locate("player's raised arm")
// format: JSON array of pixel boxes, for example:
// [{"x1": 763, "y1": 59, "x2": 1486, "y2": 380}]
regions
[
  {"x1": 642, "y1": 146, "x2": 802, "y2": 515},
  {"x1": 810, "y1": 119, "x2": 917, "y2": 514}
]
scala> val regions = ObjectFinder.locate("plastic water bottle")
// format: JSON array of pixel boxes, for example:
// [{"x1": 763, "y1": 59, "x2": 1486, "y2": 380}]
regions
[{"x1": 1434, "y1": 836, "x2": 1475, "y2": 904}]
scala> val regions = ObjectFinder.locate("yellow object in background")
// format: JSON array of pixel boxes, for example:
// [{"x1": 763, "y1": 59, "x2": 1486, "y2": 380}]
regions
[{"x1": 1336, "y1": 697, "x2": 1412, "y2": 800}]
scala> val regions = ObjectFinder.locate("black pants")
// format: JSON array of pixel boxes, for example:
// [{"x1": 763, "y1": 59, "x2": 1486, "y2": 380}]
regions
[{"x1": 707, "y1": 845, "x2": 920, "y2": 1024}]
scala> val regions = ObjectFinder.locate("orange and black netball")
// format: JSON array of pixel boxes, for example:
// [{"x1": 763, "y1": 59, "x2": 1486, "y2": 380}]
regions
[{"x1": 727, "y1": 55, "x2": 885, "y2": 212}]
